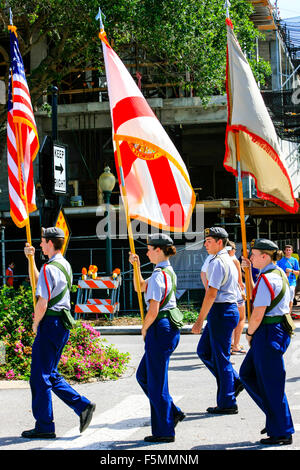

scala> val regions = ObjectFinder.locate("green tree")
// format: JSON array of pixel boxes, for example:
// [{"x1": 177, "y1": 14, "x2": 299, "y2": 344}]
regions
[{"x1": 0, "y1": 0, "x2": 270, "y2": 123}]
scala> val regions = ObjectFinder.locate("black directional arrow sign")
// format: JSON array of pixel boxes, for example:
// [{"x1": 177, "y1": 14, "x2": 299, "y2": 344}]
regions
[
  {"x1": 55, "y1": 163, "x2": 64, "y2": 174},
  {"x1": 53, "y1": 143, "x2": 67, "y2": 194}
]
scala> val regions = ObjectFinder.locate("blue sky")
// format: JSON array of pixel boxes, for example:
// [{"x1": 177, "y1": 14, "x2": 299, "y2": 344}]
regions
[{"x1": 274, "y1": 0, "x2": 300, "y2": 19}]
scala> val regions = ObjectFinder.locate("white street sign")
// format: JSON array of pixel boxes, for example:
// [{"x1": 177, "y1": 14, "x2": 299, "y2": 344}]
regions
[{"x1": 53, "y1": 144, "x2": 67, "y2": 194}]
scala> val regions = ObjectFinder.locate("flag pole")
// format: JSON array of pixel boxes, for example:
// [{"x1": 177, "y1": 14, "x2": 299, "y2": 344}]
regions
[
  {"x1": 15, "y1": 122, "x2": 36, "y2": 307},
  {"x1": 235, "y1": 132, "x2": 251, "y2": 318},
  {"x1": 115, "y1": 139, "x2": 145, "y2": 322},
  {"x1": 225, "y1": 0, "x2": 251, "y2": 316},
  {"x1": 25, "y1": 222, "x2": 36, "y2": 308}
]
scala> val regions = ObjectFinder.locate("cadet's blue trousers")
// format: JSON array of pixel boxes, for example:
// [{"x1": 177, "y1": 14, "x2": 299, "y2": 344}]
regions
[
  {"x1": 30, "y1": 316, "x2": 90, "y2": 433},
  {"x1": 197, "y1": 302, "x2": 240, "y2": 409},
  {"x1": 136, "y1": 318, "x2": 182, "y2": 437},
  {"x1": 240, "y1": 323, "x2": 294, "y2": 437}
]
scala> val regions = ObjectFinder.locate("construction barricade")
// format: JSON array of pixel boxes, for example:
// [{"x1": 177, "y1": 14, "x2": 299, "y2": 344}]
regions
[{"x1": 74, "y1": 272, "x2": 121, "y2": 321}]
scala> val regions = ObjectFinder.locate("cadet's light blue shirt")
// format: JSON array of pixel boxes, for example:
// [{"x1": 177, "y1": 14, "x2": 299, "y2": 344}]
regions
[
  {"x1": 145, "y1": 260, "x2": 177, "y2": 311},
  {"x1": 206, "y1": 248, "x2": 238, "y2": 303},
  {"x1": 36, "y1": 253, "x2": 72, "y2": 311},
  {"x1": 253, "y1": 262, "x2": 290, "y2": 317},
  {"x1": 277, "y1": 256, "x2": 299, "y2": 287}
]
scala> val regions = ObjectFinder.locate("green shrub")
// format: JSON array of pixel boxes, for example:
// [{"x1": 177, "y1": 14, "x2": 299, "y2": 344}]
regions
[
  {"x1": 0, "y1": 286, "x2": 35, "y2": 380},
  {"x1": 181, "y1": 307, "x2": 199, "y2": 324},
  {"x1": 0, "y1": 286, "x2": 130, "y2": 382}
]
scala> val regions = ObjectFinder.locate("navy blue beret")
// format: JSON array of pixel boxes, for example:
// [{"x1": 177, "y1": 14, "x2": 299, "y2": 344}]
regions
[
  {"x1": 204, "y1": 227, "x2": 228, "y2": 239},
  {"x1": 41, "y1": 227, "x2": 65, "y2": 239},
  {"x1": 251, "y1": 238, "x2": 279, "y2": 251},
  {"x1": 147, "y1": 233, "x2": 174, "y2": 246}
]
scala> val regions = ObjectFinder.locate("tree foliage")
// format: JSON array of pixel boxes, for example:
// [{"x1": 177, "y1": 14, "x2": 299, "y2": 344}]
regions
[{"x1": 0, "y1": 0, "x2": 270, "y2": 119}]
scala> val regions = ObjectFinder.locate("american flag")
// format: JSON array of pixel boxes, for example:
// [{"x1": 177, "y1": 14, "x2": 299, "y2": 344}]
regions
[{"x1": 7, "y1": 26, "x2": 39, "y2": 228}]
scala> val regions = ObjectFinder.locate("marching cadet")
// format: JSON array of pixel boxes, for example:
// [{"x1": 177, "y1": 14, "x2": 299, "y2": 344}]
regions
[
  {"x1": 192, "y1": 227, "x2": 244, "y2": 414},
  {"x1": 129, "y1": 233, "x2": 185, "y2": 443},
  {"x1": 22, "y1": 227, "x2": 96, "y2": 439},
  {"x1": 240, "y1": 239, "x2": 295, "y2": 446}
]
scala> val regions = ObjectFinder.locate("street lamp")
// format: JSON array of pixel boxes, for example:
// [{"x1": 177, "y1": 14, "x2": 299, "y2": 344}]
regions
[{"x1": 98, "y1": 166, "x2": 116, "y2": 274}]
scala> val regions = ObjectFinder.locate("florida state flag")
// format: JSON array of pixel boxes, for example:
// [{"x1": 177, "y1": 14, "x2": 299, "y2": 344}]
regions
[
  {"x1": 224, "y1": 19, "x2": 298, "y2": 214},
  {"x1": 100, "y1": 30, "x2": 195, "y2": 231}
]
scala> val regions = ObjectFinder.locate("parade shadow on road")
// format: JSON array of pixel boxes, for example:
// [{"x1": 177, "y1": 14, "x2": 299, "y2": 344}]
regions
[
  {"x1": 191, "y1": 441, "x2": 267, "y2": 450},
  {"x1": 169, "y1": 363, "x2": 204, "y2": 372},
  {"x1": 0, "y1": 434, "x2": 81, "y2": 448},
  {"x1": 286, "y1": 376, "x2": 300, "y2": 383},
  {"x1": 88, "y1": 417, "x2": 150, "y2": 431},
  {"x1": 169, "y1": 352, "x2": 205, "y2": 371},
  {"x1": 86, "y1": 412, "x2": 211, "y2": 433},
  {"x1": 171, "y1": 351, "x2": 200, "y2": 357},
  {"x1": 0, "y1": 436, "x2": 23, "y2": 447}
]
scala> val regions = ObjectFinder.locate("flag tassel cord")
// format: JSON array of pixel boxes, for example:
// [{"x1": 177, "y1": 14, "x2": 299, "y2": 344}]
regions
[
  {"x1": 235, "y1": 132, "x2": 251, "y2": 318},
  {"x1": 15, "y1": 122, "x2": 36, "y2": 307},
  {"x1": 115, "y1": 139, "x2": 144, "y2": 322}
]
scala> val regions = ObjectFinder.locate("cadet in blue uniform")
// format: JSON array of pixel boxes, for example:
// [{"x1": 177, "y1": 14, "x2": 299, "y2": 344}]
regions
[
  {"x1": 240, "y1": 239, "x2": 294, "y2": 445},
  {"x1": 129, "y1": 233, "x2": 185, "y2": 443},
  {"x1": 192, "y1": 227, "x2": 243, "y2": 414},
  {"x1": 22, "y1": 227, "x2": 96, "y2": 439}
]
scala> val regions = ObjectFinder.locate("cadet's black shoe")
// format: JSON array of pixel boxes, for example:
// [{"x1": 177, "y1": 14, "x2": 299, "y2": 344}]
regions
[
  {"x1": 206, "y1": 406, "x2": 238, "y2": 415},
  {"x1": 21, "y1": 428, "x2": 56, "y2": 439},
  {"x1": 174, "y1": 411, "x2": 186, "y2": 427},
  {"x1": 80, "y1": 402, "x2": 96, "y2": 433},
  {"x1": 260, "y1": 427, "x2": 267, "y2": 435},
  {"x1": 260, "y1": 435, "x2": 292, "y2": 446},
  {"x1": 234, "y1": 381, "x2": 244, "y2": 398},
  {"x1": 144, "y1": 435, "x2": 175, "y2": 443}
]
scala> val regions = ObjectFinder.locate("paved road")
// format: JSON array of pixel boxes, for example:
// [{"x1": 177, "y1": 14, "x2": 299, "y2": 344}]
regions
[{"x1": 1, "y1": 324, "x2": 300, "y2": 454}]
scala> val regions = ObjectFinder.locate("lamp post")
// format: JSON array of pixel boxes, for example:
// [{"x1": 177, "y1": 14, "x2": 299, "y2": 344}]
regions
[
  {"x1": 98, "y1": 166, "x2": 116, "y2": 274},
  {"x1": 51, "y1": 86, "x2": 58, "y2": 141}
]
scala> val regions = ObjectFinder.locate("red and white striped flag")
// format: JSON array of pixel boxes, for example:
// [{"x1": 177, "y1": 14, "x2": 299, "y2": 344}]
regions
[
  {"x1": 7, "y1": 25, "x2": 39, "y2": 228},
  {"x1": 99, "y1": 30, "x2": 195, "y2": 232},
  {"x1": 224, "y1": 18, "x2": 298, "y2": 214}
]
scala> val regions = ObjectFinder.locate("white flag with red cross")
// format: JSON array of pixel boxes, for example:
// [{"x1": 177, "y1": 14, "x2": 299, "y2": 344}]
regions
[{"x1": 99, "y1": 30, "x2": 195, "y2": 232}]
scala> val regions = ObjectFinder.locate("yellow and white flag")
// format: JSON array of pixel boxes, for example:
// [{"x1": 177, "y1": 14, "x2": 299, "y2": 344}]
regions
[{"x1": 224, "y1": 18, "x2": 298, "y2": 214}]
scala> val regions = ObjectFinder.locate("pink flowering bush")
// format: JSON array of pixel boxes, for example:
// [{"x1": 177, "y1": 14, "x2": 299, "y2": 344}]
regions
[
  {"x1": 0, "y1": 286, "x2": 35, "y2": 380},
  {"x1": 58, "y1": 322, "x2": 130, "y2": 382},
  {"x1": 0, "y1": 286, "x2": 130, "y2": 382}
]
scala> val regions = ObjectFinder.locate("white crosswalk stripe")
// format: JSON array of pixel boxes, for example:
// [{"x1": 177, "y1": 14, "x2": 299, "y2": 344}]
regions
[{"x1": 45, "y1": 394, "x2": 182, "y2": 450}]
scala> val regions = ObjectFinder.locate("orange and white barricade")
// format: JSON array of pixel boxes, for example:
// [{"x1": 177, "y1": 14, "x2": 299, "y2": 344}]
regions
[{"x1": 75, "y1": 275, "x2": 121, "y2": 320}]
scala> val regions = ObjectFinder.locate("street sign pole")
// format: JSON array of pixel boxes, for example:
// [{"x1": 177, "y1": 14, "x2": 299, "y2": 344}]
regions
[
  {"x1": 39, "y1": 86, "x2": 69, "y2": 230},
  {"x1": 52, "y1": 86, "x2": 58, "y2": 141}
]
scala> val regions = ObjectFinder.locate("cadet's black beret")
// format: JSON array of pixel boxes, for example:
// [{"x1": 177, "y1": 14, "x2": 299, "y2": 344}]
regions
[
  {"x1": 147, "y1": 233, "x2": 174, "y2": 246},
  {"x1": 251, "y1": 238, "x2": 279, "y2": 251},
  {"x1": 204, "y1": 227, "x2": 228, "y2": 239},
  {"x1": 41, "y1": 227, "x2": 65, "y2": 239}
]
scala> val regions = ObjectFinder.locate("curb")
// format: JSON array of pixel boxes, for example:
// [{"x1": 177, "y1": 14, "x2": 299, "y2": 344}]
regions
[
  {"x1": 94, "y1": 322, "x2": 251, "y2": 335},
  {"x1": 94, "y1": 325, "x2": 195, "y2": 335}
]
